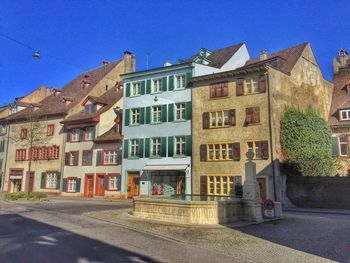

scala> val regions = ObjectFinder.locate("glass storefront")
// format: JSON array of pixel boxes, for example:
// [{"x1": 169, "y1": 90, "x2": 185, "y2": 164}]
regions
[{"x1": 150, "y1": 170, "x2": 185, "y2": 196}]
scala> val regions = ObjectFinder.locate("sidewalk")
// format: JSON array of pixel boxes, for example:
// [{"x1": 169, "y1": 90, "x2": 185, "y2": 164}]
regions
[
  {"x1": 48, "y1": 195, "x2": 132, "y2": 203},
  {"x1": 283, "y1": 207, "x2": 350, "y2": 215}
]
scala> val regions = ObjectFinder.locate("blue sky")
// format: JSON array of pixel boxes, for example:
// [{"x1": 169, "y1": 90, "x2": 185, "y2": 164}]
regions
[{"x1": 1, "y1": 0, "x2": 349, "y2": 105}]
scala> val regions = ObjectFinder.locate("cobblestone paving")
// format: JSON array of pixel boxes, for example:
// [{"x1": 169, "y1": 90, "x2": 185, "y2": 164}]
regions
[{"x1": 87, "y1": 209, "x2": 345, "y2": 263}]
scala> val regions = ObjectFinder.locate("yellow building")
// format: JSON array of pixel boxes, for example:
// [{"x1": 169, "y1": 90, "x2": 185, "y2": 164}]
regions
[
  {"x1": 191, "y1": 42, "x2": 333, "y2": 201},
  {"x1": 3, "y1": 51, "x2": 135, "y2": 193}
]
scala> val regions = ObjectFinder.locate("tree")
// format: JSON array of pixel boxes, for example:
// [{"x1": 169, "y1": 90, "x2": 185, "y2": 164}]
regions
[{"x1": 280, "y1": 106, "x2": 334, "y2": 176}]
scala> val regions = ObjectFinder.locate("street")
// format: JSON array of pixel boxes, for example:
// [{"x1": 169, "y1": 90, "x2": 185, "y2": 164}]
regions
[{"x1": 0, "y1": 199, "x2": 349, "y2": 263}]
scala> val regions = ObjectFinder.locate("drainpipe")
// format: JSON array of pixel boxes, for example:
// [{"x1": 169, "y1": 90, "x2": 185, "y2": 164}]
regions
[
  {"x1": 266, "y1": 71, "x2": 277, "y2": 201},
  {"x1": 190, "y1": 66, "x2": 194, "y2": 195},
  {"x1": 59, "y1": 120, "x2": 66, "y2": 194},
  {"x1": 1, "y1": 123, "x2": 10, "y2": 192}
]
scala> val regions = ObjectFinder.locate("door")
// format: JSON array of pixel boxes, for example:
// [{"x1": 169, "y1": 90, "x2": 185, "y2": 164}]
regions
[
  {"x1": 127, "y1": 173, "x2": 140, "y2": 198},
  {"x1": 28, "y1": 172, "x2": 34, "y2": 192},
  {"x1": 95, "y1": 174, "x2": 105, "y2": 196},
  {"x1": 257, "y1": 177, "x2": 267, "y2": 201},
  {"x1": 84, "y1": 174, "x2": 94, "y2": 197}
]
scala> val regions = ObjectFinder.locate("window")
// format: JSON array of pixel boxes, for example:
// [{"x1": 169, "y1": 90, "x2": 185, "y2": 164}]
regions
[
  {"x1": 245, "y1": 107, "x2": 260, "y2": 125},
  {"x1": 30, "y1": 145, "x2": 59, "y2": 160},
  {"x1": 46, "y1": 172, "x2": 58, "y2": 189},
  {"x1": 85, "y1": 104, "x2": 96, "y2": 114},
  {"x1": 20, "y1": 128, "x2": 28, "y2": 139},
  {"x1": 175, "y1": 103, "x2": 186, "y2": 121},
  {"x1": 204, "y1": 175, "x2": 242, "y2": 196},
  {"x1": 175, "y1": 136, "x2": 186, "y2": 156},
  {"x1": 47, "y1": 124, "x2": 55, "y2": 136},
  {"x1": 0, "y1": 124, "x2": 6, "y2": 134},
  {"x1": 247, "y1": 141, "x2": 269, "y2": 159},
  {"x1": 131, "y1": 109, "x2": 140, "y2": 125},
  {"x1": 103, "y1": 149, "x2": 118, "y2": 165},
  {"x1": 339, "y1": 135, "x2": 348, "y2": 156},
  {"x1": 210, "y1": 82, "x2": 228, "y2": 98},
  {"x1": 84, "y1": 126, "x2": 94, "y2": 141},
  {"x1": 340, "y1": 109, "x2": 350, "y2": 121},
  {"x1": 132, "y1": 82, "x2": 141, "y2": 96},
  {"x1": 244, "y1": 79, "x2": 259, "y2": 94},
  {"x1": 67, "y1": 151, "x2": 79, "y2": 166},
  {"x1": 109, "y1": 175, "x2": 120, "y2": 190},
  {"x1": 67, "y1": 178, "x2": 77, "y2": 192},
  {"x1": 82, "y1": 150, "x2": 92, "y2": 165},
  {"x1": 71, "y1": 128, "x2": 80, "y2": 142},
  {"x1": 151, "y1": 138, "x2": 161, "y2": 157},
  {"x1": 130, "y1": 139, "x2": 139, "y2": 158},
  {"x1": 152, "y1": 79, "x2": 162, "y2": 93},
  {"x1": 152, "y1": 106, "x2": 161, "y2": 123},
  {"x1": 207, "y1": 143, "x2": 236, "y2": 161},
  {"x1": 176, "y1": 75, "x2": 185, "y2": 89},
  {"x1": 15, "y1": 149, "x2": 26, "y2": 161}
]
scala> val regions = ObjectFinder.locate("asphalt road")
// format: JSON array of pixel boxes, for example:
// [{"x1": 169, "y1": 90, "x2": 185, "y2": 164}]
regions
[{"x1": 0, "y1": 199, "x2": 243, "y2": 263}]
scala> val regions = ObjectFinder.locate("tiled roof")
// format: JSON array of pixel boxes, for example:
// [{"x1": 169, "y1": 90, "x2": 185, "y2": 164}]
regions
[
  {"x1": 185, "y1": 43, "x2": 244, "y2": 68},
  {"x1": 61, "y1": 85, "x2": 123, "y2": 124},
  {"x1": 7, "y1": 59, "x2": 122, "y2": 121},
  {"x1": 94, "y1": 124, "x2": 123, "y2": 143},
  {"x1": 329, "y1": 68, "x2": 350, "y2": 126}
]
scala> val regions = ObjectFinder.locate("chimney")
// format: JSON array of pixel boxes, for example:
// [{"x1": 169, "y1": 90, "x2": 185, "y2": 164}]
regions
[
  {"x1": 102, "y1": 60, "x2": 109, "y2": 66},
  {"x1": 164, "y1": 61, "x2": 172, "y2": 67},
  {"x1": 339, "y1": 48, "x2": 349, "y2": 67},
  {"x1": 260, "y1": 50, "x2": 267, "y2": 61},
  {"x1": 123, "y1": 50, "x2": 136, "y2": 74}
]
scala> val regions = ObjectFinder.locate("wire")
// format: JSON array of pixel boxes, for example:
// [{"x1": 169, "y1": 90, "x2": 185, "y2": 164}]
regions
[{"x1": 0, "y1": 32, "x2": 36, "y2": 51}]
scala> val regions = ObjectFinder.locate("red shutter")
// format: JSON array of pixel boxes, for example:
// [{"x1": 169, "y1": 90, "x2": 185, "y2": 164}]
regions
[
  {"x1": 200, "y1": 176, "x2": 208, "y2": 195},
  {"x1": 245, "y1": 108, "x2": 253, "y2": 124},
  {"x1": 210, "y1": 86, "x2": 216, "y2": 98},
  {"x1": 229, "y1": 109, "x2": 236, "y2": 126},
  {"x1": 261, "y1": 141, "x2": 269, "y2": 159},
  {"x1": 232, "y1": 143, "x2": 240, "y2": 161},
  {"x1": 253, "y1": 107, "x2": 260, "y2": 123},
  {"x1": 259, "y1": 74, "x2": 267, "y2": 93},
  {"x1": 236, "y1": 79, "x2": 244, "y2": 96},
  {"x1": 222, "y1": 82, "x2": 228, "y2": 96},
  {"x1": 200, "y1": 145, "x2": 207, "y2": 161},
  {"x1": 202, "y1": 112, "x2": 210, "y2": 129}
]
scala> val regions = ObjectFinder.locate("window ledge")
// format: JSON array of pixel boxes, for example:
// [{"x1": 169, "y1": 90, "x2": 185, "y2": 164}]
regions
[
  {"x1": 150, "y1": 91, "x2": 163, "y2": 95},
  {"x1": 129, "y1": 124, "x2": 141, "y2": 127},
  {"x1": 173, "y1": 88, "x2": 186, "y2": 91},
  {"x1": 209, "y1": 96, "x2": 230, "y2": 100},
  {"x1": 150, "y1": 122, "x2": 163, "y2": 125},
  {"x1": 173, "y1": 119, "x2": 187, "y2": 123},
  {"x1": 149, "y1": 156, "x2": 162, "y2": 159},
  {"x1": 127, "y1": 157, "x2": 140, "y2": 160},
  {"x1": 244, "y1": 123, "x2": 262, "y2": 127},
  {"x1": 130, "y1": 94, "x2": 141, "y2": 98},
  {"x1": 173, "y1": 155, "x2": 187, "y2": 158}
]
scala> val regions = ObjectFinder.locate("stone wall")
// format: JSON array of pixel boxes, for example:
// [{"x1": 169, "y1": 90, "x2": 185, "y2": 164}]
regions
[{"x1": 286, "y1": 175, "x2": 350, "y2": 209}]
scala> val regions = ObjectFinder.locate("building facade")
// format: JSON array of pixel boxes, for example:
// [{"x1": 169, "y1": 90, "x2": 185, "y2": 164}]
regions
[
  {"x1": 192, "y1": 42, "x2": 333, "y2": 201},
  {"x1": 121, "y1": 43, "x2": 249, "y2": 198}
]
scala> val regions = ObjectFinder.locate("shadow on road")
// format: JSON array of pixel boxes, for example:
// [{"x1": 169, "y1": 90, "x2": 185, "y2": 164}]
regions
[{"x1": 0, "y1": 213, "x2": 160, "y2": 263}]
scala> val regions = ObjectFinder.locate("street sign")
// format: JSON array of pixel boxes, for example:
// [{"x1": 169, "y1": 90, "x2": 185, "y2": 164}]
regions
[{"x1": 263, "y1": 199, "x2": 275, "y2": 218}]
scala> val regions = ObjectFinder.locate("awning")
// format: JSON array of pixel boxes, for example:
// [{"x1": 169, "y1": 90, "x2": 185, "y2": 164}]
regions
[
  {"x1": 143, "y1": 165, "x2": 189, "y2": 171},
  {"x1": 9, "y1": 175, "x2": 22, "y2": 180}
]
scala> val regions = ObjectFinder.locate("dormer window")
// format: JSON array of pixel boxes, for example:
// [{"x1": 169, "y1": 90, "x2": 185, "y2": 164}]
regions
[
  {"x1": 85, "y1": 104, "x2": 96, "y2": 114},
  {"x1": 80, "y1": 80, "x2": 91, "y2": 89},
  {"x1": 345, "y1": 84, "x2": 350, "y2": 95},
  {"x1": 339, "y1": 109, "x2": 350, "y2": 121}
]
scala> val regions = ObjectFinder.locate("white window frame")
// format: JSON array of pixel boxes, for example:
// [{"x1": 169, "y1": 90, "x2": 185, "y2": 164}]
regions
[
  {"x1": 151, "y1": 138, "x2": 161, "y2": 157},
  {"x1": 67, "y1": 178, "x2": 77, "y2": 192},
  {"x1": 339, "y1": 109, "x2": 350, "y2": 121},
  {"x1": 130, "y1": 139, "x2": 139, "y2": 157},
  {"x1": 132, "y1": 82, "x2": 141, "y2": 96},
  {"x1": 175, "y1": 103, "x2": 186, "y2": 121},
  {"x1": 85, "y1": 127, "x2": 94, "y2": 141},
  {"x1": 71, "y1": 128, "x2": 79, "y2": 142},
  {"x1": 339, "y1": 136, "x2": 348, "y2": 156},
  {"x1": 131, "y1": 109, "x2": 140, "y2": 125},
  {"x1": 175, "y1": 75, "x2": 185, "y2": 89},
  {"x1": 152, "y1": 106, "x2": 161, "y2": 123},
  {"x1": 152, "y1": 79, "x2": 162, "y2": 93},
  {"x1": 46, "y1": 172, "x2": 57, "y2": 189},
  {"x1": 175, "y1": 136, "x2": 185, "y2": 156},
  {"x1": 104, "y1": 150, "x2": 118, "y2": 164},
  {"x1": 109, "y1": 175, "x2": 119, "y2": 190}
]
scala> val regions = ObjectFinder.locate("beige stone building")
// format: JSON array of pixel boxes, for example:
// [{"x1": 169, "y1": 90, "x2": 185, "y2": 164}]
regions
[
  {"x1": 191, "y1": 42, "x2": 333, "y2": 201},
  {"x1": 3, "y1": 51, "x2": 135, "y2": 193}
]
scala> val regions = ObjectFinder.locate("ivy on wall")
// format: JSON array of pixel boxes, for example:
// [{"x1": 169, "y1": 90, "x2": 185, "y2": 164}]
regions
[{"x1": 280, "y1": 106, "x2": 334, "y2": 176}]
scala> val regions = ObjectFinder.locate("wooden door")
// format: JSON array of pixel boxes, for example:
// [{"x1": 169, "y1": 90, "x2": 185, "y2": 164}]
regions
[
  {"x1": 257, "y1": 177, "x2": 267, "y2": 201},
  {"x1": 28, "y1": 173, "x2": 34, "y2": 192},
  {"x1": 127, "y1": 173, "x2": 140, "y2": 198},
  {"x1": 84, "y1": 174, "x2": 94, "y2": 197},
  {"x1": 95, "y1": 174, "x2": 105, "y2": 196}
]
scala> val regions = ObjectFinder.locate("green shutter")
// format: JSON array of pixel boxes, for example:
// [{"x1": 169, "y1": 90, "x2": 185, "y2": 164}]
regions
[
  {"x1": 96, "y1": 150, "x2": 102, "y2": 165},
  {"x1": 40, "y1": 172, "x2": 46, "y2": 189},
  {"x1": 161, "y1": 137, "x2": 167, "y2": 157},
  {"x1": 126, "y1": 83, "x2": 131, "y2": 97},
  {"x1": 123, "y1": 140, "x2": 129, "y2": 158},
  {"x1": 140, "y1": 108, "x2": 145, "y2": 124},
  {"x1": 145, "y1": 138, "x2": 150, "y2": 158},
  {"x1": 124, "y1": 109, "x2": 130, "y2": 126},
  {"x1": 145, "y1": 107, "x2": 151, "y2": 124},
  {"x1": 105, "y1": 175, "x2": 109, "y2": 191},
  {"x1": 76, "y1": 178, "x2": 81, "y2": 192},
  {"x1": 74, "y1": 152, "x2": 79, "y2": 166},
  {"x1": 78, "y1": 129, "x2": 84, "y2": 142},
  {"x1": 92, "y1": 126, "x2": 96, "y2": 140},
  {"x1": 66, "y1": 128, "x2": 70, "y2": 142},
  {"x1": 185, "y1": 135, "x2": 192, "y2": 156},
  {"x1": 146, "y1": 79, "x2": 151, "y2": 94},
  {"x1": 56, "y1": 172, "x2": 61, "y2": 190},
  {"x1": 168, "y1": 104, "x2": 174, "y2": 122},
  {"x1": 138, "y1": 139, "x2": 144, "y2": 158},
  {"x1": 185, "y1": 71, "x2": 192, "y2": 88},
  {"x1": 161, "y1": 105, "x2": 167, "y2": 122},
  {"x1": 64, "y1": 152, "x2": 69, "y2": 166},
  {"x1": 162, "y1": 76, "x2": 167, "y2": 91},
  {"x1": 331, "y1": 137, "x2": 339, "y2": 156},
  {"x1": 62, "y1": 178, "x2": 67, "y2": 192},
  {"x1": 168, "y1": 137, "x2": 174, "y2": 157},
  {"x1": 169, "y1": 75, "x2": 174, "y2": 91},
  {"x1": 185, "y1": 101, "x2": 192, "y2": 120},
  {"x1": 117, "y1": 175, "x2": 121, "y2": 191},
  {"x1": 140, "y1": 80, "x2": 145, "y2": 95}
]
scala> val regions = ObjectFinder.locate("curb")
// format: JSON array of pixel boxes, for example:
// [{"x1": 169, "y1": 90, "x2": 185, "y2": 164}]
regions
[{"x1": 283, "y1": 208, "x2": 350, "y2": 216}]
